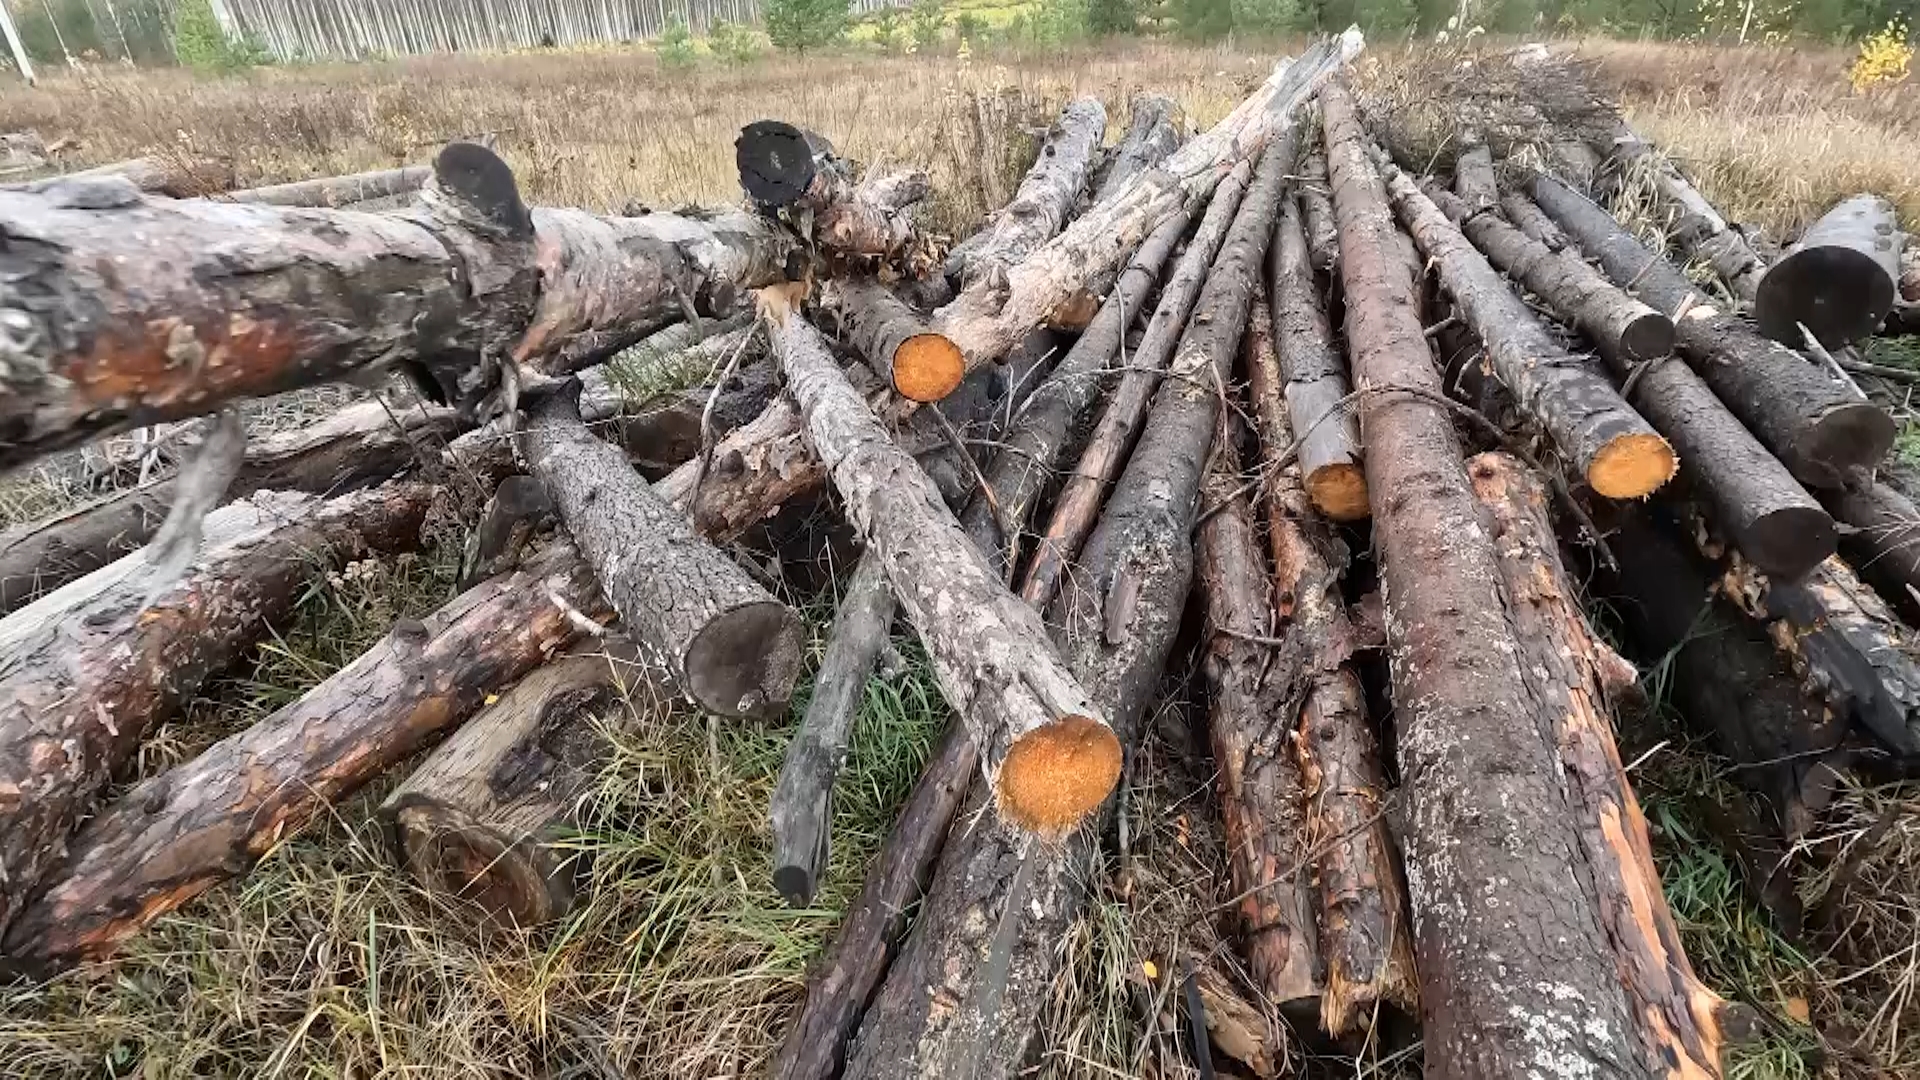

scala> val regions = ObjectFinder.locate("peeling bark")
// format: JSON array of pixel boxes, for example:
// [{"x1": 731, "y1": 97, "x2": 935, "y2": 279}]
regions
[
  {"x1": 946, "y1": 98, "x2": 1106, "y2": 287},
  {"x1": 1091, "y1": 94, "x2": 1185, "y2": 207},
  {"x1": 1270, "y1": 197, "x2": 1367, "y2": 522}
]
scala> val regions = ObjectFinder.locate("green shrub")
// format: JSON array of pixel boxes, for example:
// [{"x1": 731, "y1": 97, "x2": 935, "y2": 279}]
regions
[
  {"x1": 708, "y1": 19, "x2": 762, "y2": 64},
  {"x1": 765, "y1": 0, "x2": 851, "y2": 51},
  {"x1": 954, "y1": 10, "x2": 988, "y2": 43},
  {"x1": 1021, "y1": 0, "x2": 1090, "y2": 43},
  {"x1": 173, "y1": 0, "x2": 272, "y2": 71},
  {"x1": 910, "y1": 0, "x2": 945, "y2": 49},
  {"x1": 659, "y1": 17, "x2": 698, "y2": 67},
  {"x1": 870, "y1": 6, "x2": 905, "y2": 51},
  {"x1": 1088, "y1": 0, "x2": 1139, "y2": 33}
]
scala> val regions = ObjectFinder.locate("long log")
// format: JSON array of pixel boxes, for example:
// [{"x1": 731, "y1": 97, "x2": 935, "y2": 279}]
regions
[
  {"x1": 0, "y1": 482, "x2": 435, "y2": 941},
  {"x1": 822, "y1": 278, "x2": 964, "y2": 402},
  {"x1": 1377, "y1": 154, "x2": 1676, "y2": 500},
  {"x1": 1017, "y1": 153, "x2": 1261, "y2": 609},
  {"x1": 1271, "y1": 195, "x2": 1367, "y2": 522},
  {"x1": 1245, "y1": 284, "x2": 1415, "y2": 1034},
  {"x1": 1, "y1": 540, "x2": 610, "y2": 970},
  {"x1": 380, "y1": 649, "x2": 627, "y2": 929},
  {"x1": 768, "y1": 302, "x2": 1116, "y2": 836},
  {"x1": 1469, "y1": 453, "x2": 1732, "y2": 1077},
  {"x1": 1826, "y1": 473, "x2": 1920, "y2": 619},
  {"x1": 1443, "y1": 186, "x2": 1835, "y2": 579},
  {"x1": 1299, "y1": 145, "x2": 1341, "y2": 276},
  {"x1": 1323, "y1": 81, "x2": 1648, "y2": 1079},
  {"x1": 945, "y1": 98, "x2": 1106, "y2": 287},
  {"x1": 1498, "y1": 188, "x2": 1569, "y2": 250},
  {"x1": 225, "y1": 164, "x2": 431, "y2": 208},
  {"x1": 1051, "y1": 94, "x2": 1187, "y2": 330},
  {"x1": 522, "y1": 384, "x2": 803, "y2": 719},
  {"x1": 1530, "y1": 171, "x2": 1893, "y2": 488},
  {"x1": 1596, "y1": 123, "x2": 1765, "y2": 303},
  {"x1": 1452, "y1": 136, "x2": 1498, "y2": 216},
  {"x1": 0, "y1": 397, "x2": 459, "y2": 614},
  {"x1": 1753, "y1": 194, "x2": 1902, "y2": 348},
  {"x1": 10, "y1": 154, "x2": 236, "y2": 197},
  {"x1": 771, "y1": 550, "x2": 897, "y2": 906}
]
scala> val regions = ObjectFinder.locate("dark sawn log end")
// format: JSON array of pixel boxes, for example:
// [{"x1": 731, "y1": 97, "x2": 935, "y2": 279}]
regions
[
  {"x1": 736, "y1": 120, "x2": 825, "y2": 208},
  {"x1": 1619, "y1": 310, "x2": 1677, "y2": 364},
  {"x1": 433, "y1": 141, "x2": 532, "y2": 238},
  {"x1": 385, "y1": 797, "x2": 574, "y2": 930},
  {"x1": 685, "y1": 600, "x2": 807, "y2": 719},
  {"x1": 1741, "y1": 504, "x2": 1839, "y2": 582}
]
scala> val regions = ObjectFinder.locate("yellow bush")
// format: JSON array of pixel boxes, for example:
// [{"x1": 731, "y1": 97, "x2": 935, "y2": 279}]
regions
[{"x1": 1850, "y1": 21, "x2": 1913, "y2": 94}]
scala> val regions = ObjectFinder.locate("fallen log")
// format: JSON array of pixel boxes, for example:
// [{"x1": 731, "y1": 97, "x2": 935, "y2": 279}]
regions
[
  {"x1": 1052, "y1": 94, "x2": 1187, "y2": 330},
  {"x1": 945, "y1": 97, "x2": 1106, "y2": 287},
  {"x1": 1245, "y1": 283, "x2": 1416, "y2": 1034},
  {"x1": 1549, "y1": 139, "x2": 1601, "y2": 192},
  {"x1": 9, "y1": 153, "x2": 236, "y2": 197},
  {"x1": 767, "y1": 302, "x2": 1116, "y2": 836},
  {"x1": 1825, "y1": 474, "x2": 1920, "y2": 619},
  {"x1": 734, "y1": 121, "x2": 932, "y2": 267},
  {"x1": 1, "y1": 540, "x2": 609, "y2": 970},
  {"x1": 1469, "y1": 452, "x2": 1734, "y2": 1077},
  {"x1": 1442, "y1": 186, "x2": 1834, "y2": 578},
  {"x1": 1323, "y1": 80, "x2": 1647, "y2": 1079},
  {"x1": 225, "y1": 164, "x2": 431, "y2": 208},
  {"x1": 1753, "y1": 194, "x2": 1902, "y2": 349},
  {"x1": 1452, "y1": 136, "x2": 1498, "y2": 215},
  {"x1": 456, "y1": 475, "x2": 554, "y2": 589},
  {"x1": 0, "y1": 482, "x2": 435, "y2": 941},
  {"x1": 1378, "y1": 154, "x2": 1676, "y2": 500},
  {"x1": 380, "y1": 649, "x2": 628, "y2": 929},
  {"x1": 1530, "y1": 171, "x2": 1895, "y2": 488},
  {"x1": 771, "y1": 550, "x2": 897, "y2": 906},
  {"x1": 1596, "y1": 123, "x2": 1765, "y2": 303},
  {"x1": 1299, "y1": 144, "x2": 1341, "y2": 276},
  {"x1": 521, "y1": 383, "x2": 803, "y2": 719},
  {"x1": 821, "y1": 278, "x2": 965, "y2": 402},
  {"x1": 0, "y1": 398, "x2": 459, "y2": 615},
  {"x1": 1499, "y1": 188, "x2": 1568, "y2": 250},
  {"x1": 1271, "y1": 195, "x2": 1367, "y2": 522}
]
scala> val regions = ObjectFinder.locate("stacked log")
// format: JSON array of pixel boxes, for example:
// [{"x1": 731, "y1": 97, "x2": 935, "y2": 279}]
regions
[
  {"x1": 1753, "y1": 194, "x2": 1902, "y2": 348},
  {"x1": 225, "y1": 164, "x2": 431, "y2": 208},
  {"x1": 1596, "y1": 122, "x2": 1766, "y2": 302}
]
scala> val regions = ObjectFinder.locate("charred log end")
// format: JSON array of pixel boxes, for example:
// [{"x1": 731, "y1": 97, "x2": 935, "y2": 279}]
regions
[
  {"x1": 1796, "y1": 402, "x2": 1899, "y2": 484},
  {"x1": 1742, "y1": 505, "x2": 1840, "y2": 581},
  {"x1": 893, "y1": 333, "x2": 967, "y2": 403},
  {"x1": 389, "y1": 801, "x2": 569, "y2": 929},
  {"x1": 737, "y1": 120, "x2": 819, "y2": 208},
  {"x1": 1306, "y1": 463, "x2": 1370, "y2": 523},
  {"x1": 1048, "y1": 288, "x2": 1102, "y2": 332},
  {"x1": 685, "y1": 601, "x2": 806, "y2": 719},
  {"x1": 434, "y1": 141, "x2": 532, "y2": 237},
  {"x1": 773, "y1": 862, "x2": 817, "y2": 908},
  {"x1": 1755, "y1": 247, "x2": 1897, "y2": 349},
  {"x1": 993, "y1": 714, "x2": 1122, "y2": 835},
  {"x1": 1588, "y1": 433, "x2": 1678, "y2": 500},
  {"x1": 1619, "y1": 313, "x2": 1677, "y2": 364}
]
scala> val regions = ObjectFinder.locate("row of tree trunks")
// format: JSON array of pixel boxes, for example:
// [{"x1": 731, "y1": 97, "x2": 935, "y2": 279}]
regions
[
  {"x1": 1270, "y1": 195, "x2": 1368, "y2": 521},
  {"x1": 1244, "y1": 286, "x2": 1416, "y2": 1034},
  {"x1": 0, "y1": 482, "x2": 437, "y2": 942},
  {"x1": 733, "y1": 121, "x2": 933, "y2": 268},
  {"x1": 946, "y1": 98, "x2": 1106, "y2": 287},
  {"x1": 1595, "y1": 123, "x2": 1766, "y2": 302},
  {"x1": 0, "y1": 398, "x2": 461, "y2": 615},
  {"x1": 1323, "y1": 81, "x2": 1652, "y2": 1079},
  {"x1": 7, "y1": 154, "x2": 236, "y2": 197},
  {"x1": 1376, "y1": 152, "x2": 1676, "y2": 500},
  {"x1": 1018, "y1": 156, "x2": 1257, "y2": 607},
  {"x1": 767, "y1": 301, "x2": 1118, "y2": 837},
  {"x1": 1753, "y1": 194, "x2": 1902, "y2": 348},
  {"x1": 1529, "y1": 171, "x2": 1894, "y2": 488},
  {"x1": 1052, "y1": 94, "x2": 1187, "y2": 330},
  {"x1": 1, "y1": 539, "x2": 610, "y2": 971},
  {"x1": 224, "y1": 164, "x2": 431, "y2": 208},
  {"x1": 1437, "y1": 185, "x2": 1835, "y2": 579},
  {"x1": 0, "y1": 142, "x2": 802, "y2": 471}
]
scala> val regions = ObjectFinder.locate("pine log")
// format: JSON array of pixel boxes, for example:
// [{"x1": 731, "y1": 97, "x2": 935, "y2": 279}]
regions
[
  {"x1": 823, "y1": 278, "x2": 965, "y2": 402},
  {"x1": 1452, "y1": 137, "x2": 1498, "y2": 216},
  {"x1": 1324, "y1": 81, "x2": 1648, "y2": 1080},
  {"x1": 1299, "y1": 147, "x2": 1341, "y2": 276},
  {"x1": 1596, "y1": 123, "x2": 1765, "y2": 302},
  {"x1": 549, "y1": 304, "x2": 753, "y2": 379},
  {"x1": 1, "y1": 541, "x2": 609, "y2": 970},
  {"x1": 734, "y1": 121, "x2": 932, "y2": 267},
  {"x1": 1499, "y1": 188, "x2": 1569, "y2": 250},
  {"x1": 10, "y1": 154, "x2": 236, "y2": 197},
  {"x1": 1271, "y1": 196, "x2": 1367, "y2": 521},
  {"x1": 1469, "y1": 453, "x2": 1733, "y2": 1077},
  {"x1": 1052, "y1": 94, "x2": 1186, "y2": 330},
  {"x1": 767, "y1": 303, "x2": 1116, "y2": 836},
  {"x1": 946, "y1": 98, "x2": 1106, "y2": 287},
  {"x1": 1377, "y1": 154, "x2": 1676, "y2": 499},
  {"x1": 1017, "y1": 155, "x2": 1259, "y2": 608},
  {"x1": 0, "y1": 398, "x2": 459, "y2": 615},
  {"x1": 1245, "y1": 283, "x2": 1416, "y2": 1034},
  {"x1": 521, "y1": 384, "x2": 803, "y2": 719},
  {"x1": 380, "y1": 649, "x2": 628, "y2": 929},
  {"x1": 225, "y1": 165, "x2": 431, "y2": 208},
  {"x1": 1530, "y1": 171, "x2": 1895, "y2": 488},
  {"x1": 771, "y1": 550, "x2": 897, "y2": 906},
  {"x1": 1754, "y1": 195, "x2": 1902, "y2": 348},
  {"x1": 1549, "y1": 140, "x2": 1601, "y2": 192},
  {"x1": 1442, "y1": 187, "x2": 1834, "y2": 578},
  {"x1": 1825, "y1": 473, "x2": 1920, "y2": 619},
  {"x1": 0, "y1": 482, "x2": 435, "y2": 941},
  {"x1": 737, "y1": 122, "x2": 838, "y2": 208}
]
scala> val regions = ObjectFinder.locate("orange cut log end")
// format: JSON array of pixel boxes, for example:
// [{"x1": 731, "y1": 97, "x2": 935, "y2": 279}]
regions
[{"x1": 994, "y1": 714, "x2": 1123, "y2": 836}]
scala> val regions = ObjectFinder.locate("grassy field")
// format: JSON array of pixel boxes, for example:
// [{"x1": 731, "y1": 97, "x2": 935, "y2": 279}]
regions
[{"x1": 1, "y1": 30, "x2": 1918, "y2": 1080}]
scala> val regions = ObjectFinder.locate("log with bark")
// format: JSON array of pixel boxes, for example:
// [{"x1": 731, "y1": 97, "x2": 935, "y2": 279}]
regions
[
  {"x1": 767, "y1": 301, "x2": 1117, "y2": 836},
  {"x1": 1452, "y1": 135, "x2": 1498, "y2": 216},
  {"x1": 1299, "y1": 144, "x2": 1341, "y2": 276},
  {"x1": 945, "y1": 98, "x2": 1106, "y2": 287},
  {"x1": 521, "y1": 383, "x2": 803, "y2": 719},
  {"x1": 1825, "y1": 473, "x2": 1920, "y2": 619},
  {"x1": 1753, "y1": 194, "x2": 1902, "y2": 348},
  {"x1": 1441, "y1": 186, "x2": 1835, "y2": 579},
  {"x1": 1271, "y1": 195, "x2": 1367, "y2": 522},
  {"x1": 1498, "y1": 188, "x2": 1568, "y2": 250},
  {"x1": 1, "y1": 540, "x2": 610, "y2": 970},
  {"x1": 1469, "y1": 452, "x2": 1735, "y2": 1077},
  {"x1": 1051, "y1": 94, "x2": 1187, "y2": 330},
  {"x1": 1245, "y1": 283, "x2": 1416, "y2": 1034},
  {"x1": 734, "y1": 121, "x2": 933, "y2": 268},
  {"x1": 821, "y1": 277, "x2": 965, "y2": 402},
  {"x1": 225, "y1": 164, "x2": 432, "y2": 208},
  {"x1": 8, "y1": 153, "x2": 236, "y2": 197},
  {"x1": 1530, "y1": 171, "x2": 1894, "y2": 488},
  {"x1": 1323, "y1": 80, "x2": 1653, "y2": 1079},
  {"x1": 1596, "y1": 122, "x2": 1765, "y2": 303},
  {"x1": 0, "y1": 482, "x2": 435, "y2": 941},
  {"x1": 1376, "y1": 154, "x2": 1676, "y2": 500}
]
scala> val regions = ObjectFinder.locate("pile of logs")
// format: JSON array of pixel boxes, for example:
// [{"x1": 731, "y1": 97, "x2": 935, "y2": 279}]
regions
[{"x1": 3, "y1": 31, "x2": 1918, "y2": 1080}]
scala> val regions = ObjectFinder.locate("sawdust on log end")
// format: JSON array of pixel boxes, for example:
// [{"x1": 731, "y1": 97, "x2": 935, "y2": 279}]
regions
[{"x1": 994, "y1": 714, "x2": 1122, "y2": 836}]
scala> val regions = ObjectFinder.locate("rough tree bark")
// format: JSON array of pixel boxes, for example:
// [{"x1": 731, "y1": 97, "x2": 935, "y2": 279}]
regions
[
  {"x1": 822, "y1": 277, "x2": 965, "y2": 402},
  {"x1": 1826, "y1": 474, "x2": 1920, "y2": 619},
  {"x1": 770, "y1": 550, "x2": 897, "y2": 906},
  {"x1": 945, "y1": 98, "x2": 1106, "y2": 287},
  {"x1": 1596, "y1": 123, "x2": 1765, "y2": 303},
  {"x1": 0, "y1": 482, "x2": 435, "y2": 942},
  {"x1": 734, "y1": 121, "x2": 932, "y2": 267},
  {"x1": 521, "y1": 384, "x2": 803, "y2": 719},
  {"x1": 1299, "y1": 145, "x2": 1341, "y2": 276},
  {"x1": 1499, "y1": 188, "x2": 1569, "y2": 250},
  {"x1": 1452, "y1": 136, "x2": 1498, "y2": 216},
  {"x1": 1753, "y1": 194, "x2": 1902, "y2": 348},
  {"x1": 1051, "y1": 94, "x2": 1187, "y2": 330},
  {"x1": 1530, "y1": 171, "x2": 1893, "y2": 488},
  {"x1": 768, "y1": 303, "x2": 1117, "y2": 837},
  {"x1": 1018, "y1": 154, "x2": 1261, "y2": 609},
  {"x1": 1448, "y1": 187, "x2": 1834, "y2": 579},
  {"x1": 225, "y1": 165, "x2": 431, "y2": 208},
  {"x1": 1324, "y1": 81, "x2": 1649, "y2": 1080},
  {"x1": 9, "y1": 154, "x2": 236, "y2": 197},
  {"x1": 1377, "y1": 154, "x2": 1676, "y2": 500},
  {"x1": 1246, "y1": 284, "x2": 1416, "y2": 1035},
  {"x1": 1271, "y1": 195, "x2": 1367, "y2": 522},
  {"x1": 380, "y1": 649, "x2": 630, "y2": 929},
  {"x1": 1, "y1": 541, "x2": 610, "y2": 971}
]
